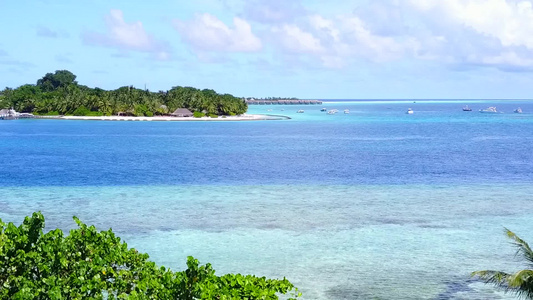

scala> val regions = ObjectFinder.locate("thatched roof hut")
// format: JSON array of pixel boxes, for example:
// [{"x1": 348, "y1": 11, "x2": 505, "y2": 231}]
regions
[{"x1": 171, "y1": 108, "x2": 193, "y2": 117}]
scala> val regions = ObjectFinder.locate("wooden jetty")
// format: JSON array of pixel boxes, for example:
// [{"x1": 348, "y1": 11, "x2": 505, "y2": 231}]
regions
[{"x1": 246, "y1": 99, "x2": 322, "y2": 105}]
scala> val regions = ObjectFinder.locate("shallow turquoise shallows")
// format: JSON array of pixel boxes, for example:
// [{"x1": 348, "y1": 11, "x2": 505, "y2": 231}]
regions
[{"x1": 2, "y1": 100, "x2": 533, "y2": 299}]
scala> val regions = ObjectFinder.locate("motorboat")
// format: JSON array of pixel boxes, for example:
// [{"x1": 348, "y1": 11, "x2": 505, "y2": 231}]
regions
[
  {"x1": 406, "y1": 108, "x2": 414, "y2": 114},
  {"x1": 321, "y1": 108, "x2": 327, "y2": 112},
  {"x1": 514, "y1": 107, "x2": 523, "y2": 113},
  {"x1": 462, "y1": 105, "x2": 472, "y2": 111},
  {"x1": 479, "y1": 107, "x2": 499, "y2": 113},
  {"x1": 297, "y1": 110, "x2": 304, "y2": 113},
  {"x1": 344, "y1": 109, "x2": 350, "y2": 114},
  {"x1": 327, "y1": 110, "x2": 337, "y2": 114}
]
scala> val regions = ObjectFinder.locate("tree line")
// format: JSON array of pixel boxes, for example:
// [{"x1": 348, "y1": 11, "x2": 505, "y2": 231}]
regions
[{"x1": 0, "y1": 70, "x2": 247, "y2": 117}]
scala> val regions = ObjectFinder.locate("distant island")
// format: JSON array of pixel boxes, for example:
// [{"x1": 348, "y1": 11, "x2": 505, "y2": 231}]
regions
[{"x1": 0, "y1": 70, "x2": 247, "y2": 117}]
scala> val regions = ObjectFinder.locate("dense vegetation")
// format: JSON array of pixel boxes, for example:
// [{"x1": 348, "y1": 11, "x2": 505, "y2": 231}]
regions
[
  {"x1": 0, "y1": 212, "x2": 300, "y2": 299},
  {"x1": 472, "y1": 229, "x2": 533, "y2": 299},
  {"x1": 0, "y1": 70, "x2": 247, "y2": 116}
]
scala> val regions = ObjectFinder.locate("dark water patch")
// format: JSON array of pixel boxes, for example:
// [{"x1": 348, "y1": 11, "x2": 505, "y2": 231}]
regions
[
  {"x1": 325, "y1": 285, "x2": 380, "y2": 300},
  {"x1": 435, "y1": 278, "x2": 473, "y2": 299},
  {"x1": 417, "y1": 224, "x2": 449, "y2": 229}
]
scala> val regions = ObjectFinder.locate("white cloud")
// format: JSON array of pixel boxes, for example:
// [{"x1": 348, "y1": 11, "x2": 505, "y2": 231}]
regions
[
  {"x1": 340, "y1": 16, "x2": 418, "y2": 61},
  {"x1": 268, "y1": 13, "x2": 418, "y2": 69},
  {"x1": 83, "y1": 9, "x2": 170, "y2": 60},
  {"x1": 174, "y1": 13, "x2": 262, "y2": 52},
  {"x1": 272, "y1": 24, "x2": 324, "y2": 54},
  {"x1": 409, "y1": 0, "x2": 533, "y2": 49},
  {"x1": 308, "y1": 15, "x2": 340, "y2": 43},
  {"x1": 407, "y1": 0, "x2": 533, "y2": 69},
  {"x1": 243, "y1": 0, "x2": 305, "y2": 23}
]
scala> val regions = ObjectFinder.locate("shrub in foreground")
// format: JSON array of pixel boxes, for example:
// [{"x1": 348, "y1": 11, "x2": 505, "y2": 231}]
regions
[{"x1": 0, "y1": 212, "x2": 300, "y2": 299}]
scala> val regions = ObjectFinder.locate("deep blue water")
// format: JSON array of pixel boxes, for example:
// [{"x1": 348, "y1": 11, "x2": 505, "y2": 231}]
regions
[
  {"x1": 1, "y1": 100, "x2": 533, "y2": 299},
  {"x1": 2, "y1": 100, "x2": 533, "y2": 187}
]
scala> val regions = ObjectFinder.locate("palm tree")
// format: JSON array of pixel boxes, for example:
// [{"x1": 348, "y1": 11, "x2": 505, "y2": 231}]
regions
[{"x1": 472, "y1": 229, "x2": 533, "y2": 299}]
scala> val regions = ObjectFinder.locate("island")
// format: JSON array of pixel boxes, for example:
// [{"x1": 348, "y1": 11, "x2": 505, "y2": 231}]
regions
[{"x1": 0, "y1": 70, "x2": 254, "y2": 120}]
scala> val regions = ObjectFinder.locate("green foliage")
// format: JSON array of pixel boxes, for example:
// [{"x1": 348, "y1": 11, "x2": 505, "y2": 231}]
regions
[
  {"x1": 134, "y1": 104, "x2": 149, "y2": 117},
  {"x1": 36, "y1": 70, "x2": 77, "y2": 92},
  {"x1": 36, "y1": 111, "x2": 61, "y2": 116},
  {"x1": 208, "y1": 113, "x2": 218, "y2": 118},
  {"x1": 193, "y1": 111, "x2": 205, "y2": 118},
  {"x1": 0, "y1": 212, "x2": 300, "y2": 299},
  {"x1": 72, "y1": 106, "x2": 91, "y2": 116},
  {"x1": 3, "y1": 70, "x2": 248, "y2": 117},
  {"x1": 86, "y1": 111, "x2": 104, "y2": 117},
  {"x1": 7, "y1": 84, "x2": 41, "y2": 112},
  {"x1": 472, "y1": 229, "x2": 533, "y2": 299}
]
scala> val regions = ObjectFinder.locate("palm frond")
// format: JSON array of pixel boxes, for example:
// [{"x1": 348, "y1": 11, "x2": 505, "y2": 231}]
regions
[
  {"x1": 471, "y1": 269, "x2": 533, "y2": 298},
  {"x1": 473, "y1": 230, "x2": 533, "y2": 299},
  {"x1": 505, "y1": 228, "x2": 533, "y2": 265},
  {"x1": 508, "y1": 269, "x2": 533, "y2": 299},
  {"x1": 472, "y1": 270, "x2": 511, "y2": 287}
]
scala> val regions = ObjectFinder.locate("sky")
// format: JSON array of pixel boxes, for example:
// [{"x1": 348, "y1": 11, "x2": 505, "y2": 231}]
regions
[{"x1": 2, "y1": 0, "x2": 533, "y2": 99}]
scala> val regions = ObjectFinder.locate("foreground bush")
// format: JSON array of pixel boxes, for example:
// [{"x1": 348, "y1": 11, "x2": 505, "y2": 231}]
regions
[{"x1": 0, "y1": 212, "x2": 300, "y2": 299}]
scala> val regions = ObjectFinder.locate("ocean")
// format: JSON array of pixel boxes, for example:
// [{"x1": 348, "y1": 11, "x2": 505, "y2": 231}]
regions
[{"x1": 1, "y1": 100, "x2": 533, "y2": 299}]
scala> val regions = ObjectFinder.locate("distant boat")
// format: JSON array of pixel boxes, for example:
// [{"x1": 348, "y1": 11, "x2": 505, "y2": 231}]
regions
[
  {"x1": 327, "y1": 110, "x2": 337, "y2": 115},
  {"x1": 514, "y1": 107, "x2": 523, "y2": 113},
  {"x1": 321, "y1": 108, "x2": 327, "y2": 112},
  {"x1": 297, "y1": 110, "x2": 304, "y2": 113},
  {"x1": 344, "y1": 109, "x2": 350, "y2": 114},
  {"x1": 462, "y1": 105, "x2": 472, "y2": 111},
  {"x1": 479, "y1": 107, "x2": 499, "y2": 113},
  {"x1": 406, "y1": 108, "x2": 414, "y2": 114}
]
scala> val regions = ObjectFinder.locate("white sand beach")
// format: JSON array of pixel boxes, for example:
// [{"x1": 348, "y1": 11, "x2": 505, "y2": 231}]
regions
[{"x1": 44, "y1": 114, "x2": 289, "y2": 121}]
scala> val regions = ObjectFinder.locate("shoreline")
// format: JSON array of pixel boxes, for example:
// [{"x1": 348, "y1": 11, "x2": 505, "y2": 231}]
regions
[{"x1": 34, "y1": 114, "x2": 290, "y2": 121}]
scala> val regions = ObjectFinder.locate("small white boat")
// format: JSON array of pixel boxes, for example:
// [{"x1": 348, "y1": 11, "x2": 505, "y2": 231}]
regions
[
  {"x1": 344, "y1": 109, "x2": 350, "y2": 114},
  {"x1": 514, "y1": 107, "x2": 523, "y2": 113},
  {"x1": 406, "y1": 108, "x2": 413, "y2": 114},
  {"x1": 297, "y1": 110, "x2": 304, "y2": 113},
  {"x1": 479, "y1": 107, "x2": 499, "y2": 113},
  {"x1": 320, "y1": 108, "x2": 327, "y2": 112},
  {"x1": 327, "y1": 110, "x2": 337, "y2": 114},
  {"x1": 462, "y1": 105, "x2": 472, "y2": 111}
]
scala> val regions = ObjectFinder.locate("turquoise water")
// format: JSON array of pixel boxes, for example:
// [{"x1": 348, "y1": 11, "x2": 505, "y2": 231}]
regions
[{"x1": 1, "y1": 100, "x2": 533, "y2": 299}]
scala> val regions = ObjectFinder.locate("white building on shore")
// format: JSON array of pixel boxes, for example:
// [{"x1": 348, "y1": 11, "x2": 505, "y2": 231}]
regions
[{"x1": 0, "y1": 109, "x2": 34, "y2": 120}]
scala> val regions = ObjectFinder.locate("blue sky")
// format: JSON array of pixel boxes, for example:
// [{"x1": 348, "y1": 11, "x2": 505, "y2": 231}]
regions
[{"x1": 2, "y1": 0, "x2": 533, "y2": 99}]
